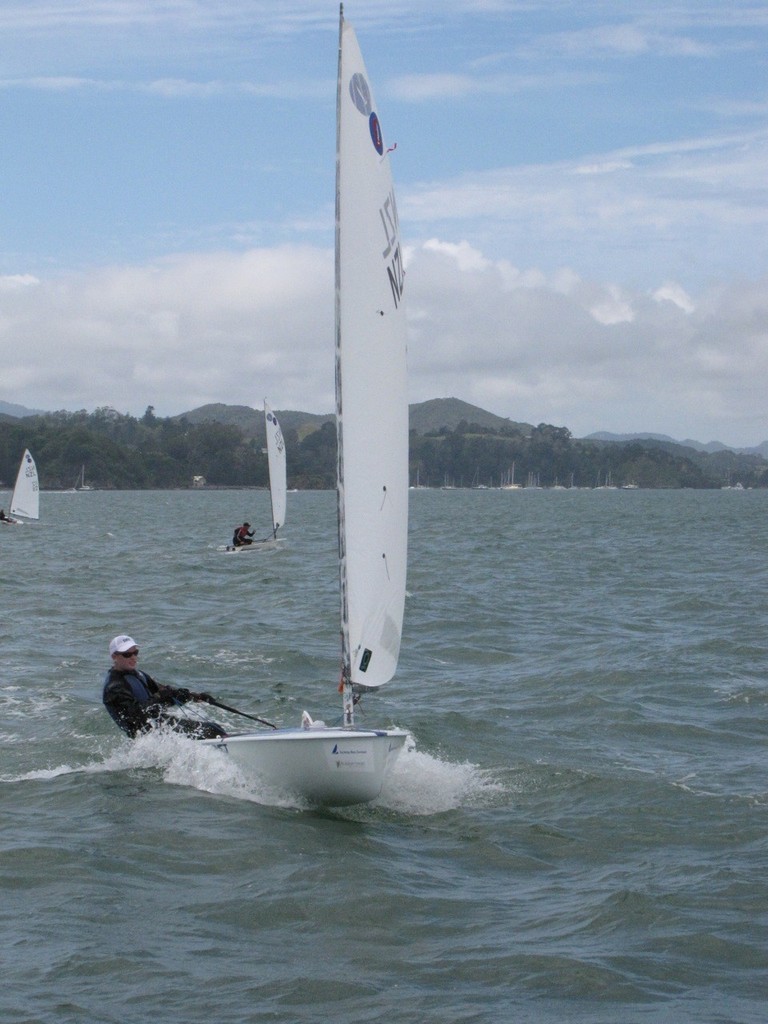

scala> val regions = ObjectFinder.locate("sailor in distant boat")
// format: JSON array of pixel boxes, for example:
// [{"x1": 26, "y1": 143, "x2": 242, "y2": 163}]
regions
[
  {"x1": 232, "y1": 521, "x2": 254, "y2": 547},
  {"x1": 102, "y1": 635, "x2": 226, "y2": 740}
]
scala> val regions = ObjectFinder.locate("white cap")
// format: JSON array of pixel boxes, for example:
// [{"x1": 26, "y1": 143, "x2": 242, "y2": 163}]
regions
[{"x1": 109, "y1": 634, "x2": 137, "y2": 656}]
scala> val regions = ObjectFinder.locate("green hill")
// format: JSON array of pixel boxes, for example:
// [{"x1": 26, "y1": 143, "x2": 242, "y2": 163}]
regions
[
  {"x1": 176, "y1": 404, "x2": 332, "y2": 441},
  {"x1": 177, "y1": 397, "x2": 533, "y2": 440},
  {"x1": 408, "y1": 398, "x2": 533, "y2": 435}
]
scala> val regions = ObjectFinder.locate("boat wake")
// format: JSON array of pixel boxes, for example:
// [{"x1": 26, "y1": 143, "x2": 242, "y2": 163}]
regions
[
  {"x1": 7, "y1": 729, "x2": 506, "y2": 816},
  {"x1": 374, "y1": 740, "x2": 507, "y2": 815}
]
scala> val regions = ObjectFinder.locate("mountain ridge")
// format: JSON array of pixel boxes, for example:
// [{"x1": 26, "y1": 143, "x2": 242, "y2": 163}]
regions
[{"x1": 2, "y1": 397, "x2": 766, "y2": 455}]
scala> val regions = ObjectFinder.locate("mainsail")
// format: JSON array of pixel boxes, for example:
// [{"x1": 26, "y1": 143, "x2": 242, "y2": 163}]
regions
[
  {"x1": 10, "y1": 449, "x2": 40, "y2": 521},
  {"x1": 335, "y1": 11, "x2": 409, "y2": 698},
  {"x1": 264, "y1": 401, "x2": 287, "y2": 538}
]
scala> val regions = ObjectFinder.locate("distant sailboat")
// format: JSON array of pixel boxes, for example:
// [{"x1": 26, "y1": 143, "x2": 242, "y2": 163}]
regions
[
  {"x1": 501, "y1": 462, "x2": 521, "y2": 489},
  {"x1": 225, "y1": 400, "x2": 287, "y2": 552},
  {"x1": 595, "y1": 470, "x2": 617, "y2": 490},
  {"x1": 202, "y1": 7, "x2": 408, "y2": 805},
  {"x1": 5, "y1": 449, "x2": 40, "y2": 523},
  {"x1": 66, "y1": 465, "x2": 92, "y2": 492}
]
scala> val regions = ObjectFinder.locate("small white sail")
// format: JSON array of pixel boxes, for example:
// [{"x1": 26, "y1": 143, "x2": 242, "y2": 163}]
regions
[
  {"x1": 10, "y1": 449, "x2": 40, "y2": 521},
  {"x1": 264, "y1": 401, "x2": 287, "y2": 537},
  {"x1": 336, "y1": 12, "x2": 409, "y2": 695}
]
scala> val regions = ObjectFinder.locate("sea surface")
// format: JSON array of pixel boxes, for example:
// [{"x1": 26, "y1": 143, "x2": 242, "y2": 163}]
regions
[{"x1": 1, "y1": 486, "x2": 766, "y2": 1024}]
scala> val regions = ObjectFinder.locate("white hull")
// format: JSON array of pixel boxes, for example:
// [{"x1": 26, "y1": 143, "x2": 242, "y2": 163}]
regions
[
  {"x1": 202, "y1": 727, "x2": 407, "y2": 806},
  {"x1": 222, "y1": 538, "x2": 281, "y2": 554}
]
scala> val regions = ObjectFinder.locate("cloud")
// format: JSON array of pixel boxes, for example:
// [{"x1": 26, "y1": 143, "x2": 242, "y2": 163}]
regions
[
  {"x1": 653, "y1": 283, "x2": 695, "y2": 314},
  {"x1": 403, "y1": 240, "x2": 768, "y2": 446},
  {"x1": 401, "y1": 128, "x2": 768, "y2": 291},
  {"x1": 1, "y1": 237, "x2": 768, "y2": 447},
  {"x1": 535, "y1": 22, "x2": 717, "y2": 59},
  {"x1": 0, "y1": 74, "x2": 330, "y2": 100},
  {"x1": 387, "y1": 68, "x2": 603, "y2": 103},
  {"x1": 0, "y1": 274, "x2": 40, "y2": 290},
  {"x1": 0, "y1": 247, "x2": 335, "y2": 417}
]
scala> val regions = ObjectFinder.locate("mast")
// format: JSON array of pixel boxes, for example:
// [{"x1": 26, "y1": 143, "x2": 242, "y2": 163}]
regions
[{"x1": 335, "y1": 5, "x2": 354, "y2": 726}]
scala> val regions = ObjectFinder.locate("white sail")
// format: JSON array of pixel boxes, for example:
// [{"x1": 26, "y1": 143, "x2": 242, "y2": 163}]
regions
[
  {"x1": 336, "y1": 12, "x2": 409, "y2": 693},
  {"x1": 264, "y1": 401, "x2": 287, "y2": 537},
  {"x1": 10, "y1": 449, "x2": 40, "y2": 521}
]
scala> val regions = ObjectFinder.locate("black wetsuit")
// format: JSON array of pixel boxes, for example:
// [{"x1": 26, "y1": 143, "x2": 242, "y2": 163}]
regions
[
  {"x1": 232, "y1": 525, "x2": 254, "y2": 546},
  {"x1": 102, "y1": 667, "x2": 226, "y2": 740}
]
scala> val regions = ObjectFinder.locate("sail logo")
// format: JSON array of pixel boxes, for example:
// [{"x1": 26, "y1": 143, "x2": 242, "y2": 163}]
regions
[
  {"x1": 349, "y1": 72, "x2": 384, "y2": 155},
  {"x1": 267, "y1": 411, "x2": 285, "y2": 454},
  {"x1": 349, "y1": 72, "x2": 371, "y2": 116},
  {"x1": 368, "y1": 112, "x2": 383, "y2": 155}
]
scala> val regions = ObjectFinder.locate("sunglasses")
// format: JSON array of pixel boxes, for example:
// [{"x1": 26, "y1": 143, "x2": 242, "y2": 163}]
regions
[{"x1": 119, "y1": 649, "x2": 139, "y2": 657}]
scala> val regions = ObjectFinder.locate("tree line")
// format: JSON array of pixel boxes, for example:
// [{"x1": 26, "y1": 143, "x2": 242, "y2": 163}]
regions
[
  {"x1": 0, "y1": 407, "x2": 766, "y2": 491},
  {"x1": 410, "y1": 422, "x2": 768, "y2": 490}
]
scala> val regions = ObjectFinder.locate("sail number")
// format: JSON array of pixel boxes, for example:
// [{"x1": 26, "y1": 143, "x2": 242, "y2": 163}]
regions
[{"x1": 379, "y1": 189, "x2": 404, "y2": 309}]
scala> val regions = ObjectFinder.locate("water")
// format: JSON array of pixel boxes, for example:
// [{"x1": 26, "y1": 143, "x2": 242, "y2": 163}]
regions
[{"x1": 1, "y1": 486, "x2": 766, "y2": 1023}]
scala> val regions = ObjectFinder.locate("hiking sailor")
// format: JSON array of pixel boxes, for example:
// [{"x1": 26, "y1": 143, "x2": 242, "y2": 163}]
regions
[{"x1": 102, "y1": 634, "x2": 227, "y2": 740}]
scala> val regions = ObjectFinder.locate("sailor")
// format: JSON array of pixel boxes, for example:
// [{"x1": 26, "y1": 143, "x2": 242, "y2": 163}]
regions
[
  {"x1": 232, "y1": 521, "x2": 254, "y2": 546},
  {"x1": 102, "y1": 635, "x2": 226, "y2": 740}
]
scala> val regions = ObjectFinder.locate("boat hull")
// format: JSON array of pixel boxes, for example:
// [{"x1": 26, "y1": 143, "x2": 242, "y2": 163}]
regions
[
  {"x1": 222, "y1": 539, "x2": 280, "y2": 553},
  {"x1": 202, "y1": 727, "x2": 408, "y2": 806}
]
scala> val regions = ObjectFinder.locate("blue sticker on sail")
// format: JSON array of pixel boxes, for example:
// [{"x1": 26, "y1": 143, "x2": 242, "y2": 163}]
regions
[
  {"x1": 349, "y1": 73, "x2": 371, "y2": 116},
  {"x1": 369, "y1": 113, "x2": 383, "y2": 155}
]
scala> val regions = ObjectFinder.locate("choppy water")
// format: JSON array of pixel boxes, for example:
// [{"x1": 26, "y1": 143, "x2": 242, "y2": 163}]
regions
[{"x1": 1, "y1": 486, "x2": 766, "y2": 1023}]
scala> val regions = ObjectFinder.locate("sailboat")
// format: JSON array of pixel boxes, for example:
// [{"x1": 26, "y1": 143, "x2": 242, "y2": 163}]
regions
[
  {"x1": 225, "y1": 400, "x2": 287, "y2": 552},
  {"x1": 4, "y1": 449, "x2": 40, "y2": 524},
  {"x1": 65, "y1": 465, "x2": 92, "y2": 493},
  {"x1": 203, "y1": 7, "x2": 408, "y2": 805},
  {"x1": 501, "y1": 462, "x2": 521, "y2": 490}
]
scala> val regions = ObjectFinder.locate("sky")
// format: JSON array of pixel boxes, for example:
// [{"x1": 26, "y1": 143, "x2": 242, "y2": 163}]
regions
[{"x1": 1, "y1": 1, "x2": 768, "y2": 446}]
